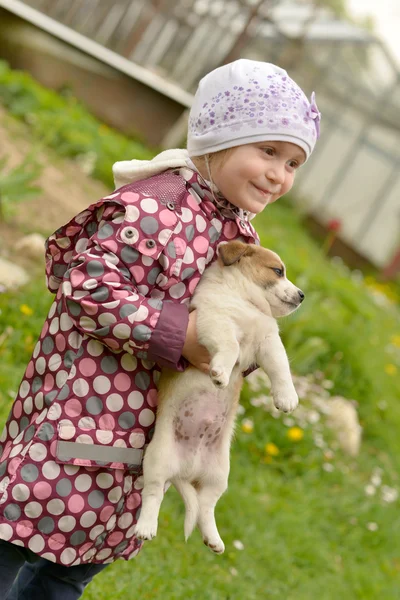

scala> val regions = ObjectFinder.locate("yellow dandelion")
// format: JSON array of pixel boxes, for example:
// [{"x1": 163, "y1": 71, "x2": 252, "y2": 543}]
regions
[
  {"x1": 241, "y1": 419, "x2": 254, "y2": 433},
  {"x1": 265, "y1": 442, "x2": 279, "y2": 456},
  {"x1": 390, "y1": 335, "x2": 400, "y2": 348},
  {"x1": 287, "y1": 427, "x2": 304, "y2": 442},
  {"x1": 20, "y1": 304, "x2": 33, "y2": 316},
  {"x1": 262, "y1": 455, "x2": 273, "y2": 464},
  {"x1": 385, "y1": 364, "x2": 398, "y2": 376}
]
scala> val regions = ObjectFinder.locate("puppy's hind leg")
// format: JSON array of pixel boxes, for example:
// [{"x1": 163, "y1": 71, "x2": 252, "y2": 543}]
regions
[{"x1": 197, "y1": 478, "x2": 228, "y2": 554}]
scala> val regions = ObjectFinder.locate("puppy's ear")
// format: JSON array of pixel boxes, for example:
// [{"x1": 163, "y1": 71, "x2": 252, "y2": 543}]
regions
[{"x1": 217, "y1": 240, "x2": 249, "y2": 266}]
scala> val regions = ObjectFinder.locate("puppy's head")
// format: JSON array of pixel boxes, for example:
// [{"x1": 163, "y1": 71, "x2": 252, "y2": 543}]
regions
[{"x1": 217, "y1": 240, "x2": 304, "y2": 318}]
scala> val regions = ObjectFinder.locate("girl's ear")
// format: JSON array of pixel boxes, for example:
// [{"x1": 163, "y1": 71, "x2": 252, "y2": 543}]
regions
[{"x1": 217, "y1": 241, "x2": 249, "y2": 266}]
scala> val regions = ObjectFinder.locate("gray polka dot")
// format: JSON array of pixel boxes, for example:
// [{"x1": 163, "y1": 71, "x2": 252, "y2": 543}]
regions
[
  {"x1": 121, "y1": 246, "x2": 139, "y2": 264},
  {"x1": 94, "y1": 326, "x2": 110, "y2": 337},
  {"x1": 148, "y1": 298, "x2": 163, "y2": 310},
  {"x1": 54, "y1": 264, "x2": 67, "y2": 278},
  {"x1": 32, "y1": 377, "x2": 43, "y2": 394},
  {"x1": 88, "y1": 490, "x2": 104, "y2": 509},
  {"x1": 0, "y1": 461, "x2": 7, "y2": 478},
  {"x1": 56, "y1": 478, "x2": 72, "y2": 497},
  {"x1": 66, "y1": 299, "x2": 81, "y2": 317},
  {"x1": 38, "y1": 517, "x2": 55, "y2": 534},
  {"x1": 119, "y1": 304, "x2": 137, "y2": 319},
  {"x1": 94, "y1": 531, "x2": 107, "y2": 547},
  {"x1": 57, "y1": 384, "x2": 70, "y2": 401},
  {"x1": 209, "y1": 226, "x2": 220, "y2": 244},
  {"x1": 37, "y1": 423, "x2": 55, "y2": 442},
  {"x1": 137, "y1": 351, "x2": 148, "y2": 360},
  {"x1": 120, "y1": 267, "x2": 131, "y2": 281},
  {"x1": 148, "y1": 267, "x2": 162, "y2": 285},
  {"x1": 92, "y1": 286, "x2": 109, "y2": 303},
  {"x1": 4, "y1": 504, "x2": 21, "y2": 522},
  {"x1": 185, "y1": 225, "x2": 195, "y2": 242},
  {"x1": 98, "y1": 224, "x2": 114, "y2": 239},
  {"x1": 181, "y1": 268, "x2": 195, "y2": 280},
  {"x1": 70, "y1": 530, "x2": 87, "y2": 546},
  {"x1": 116, "y1": 498, "x2": 124, "y2": 514},
  {"x1": 166, "y1": 241, "x2": 176, "y2": 258},
  {"x1": 87, "y1": 260, "x2": 104, "y2": 278},
  {"x1": 57, "y1": 301, "x2": 62, "y2": 315},
  {"x1": 42, "y1": 337, "x2": 54, "y2": 356},
  {"x1": 24, "y1": 425, "x2": 36, "y2": 442},
  {"x1": 44, "y1": 390, "x2": 58, "y2": 406},
  {"x1": 64, "y1": 350, "x2": 76, "y2": 369},
  {"x1": 101, "y1": 356, "x2": 118, "y2": 375},
  {"x1": 86, "y1": 396, "x2": 103, "y2": 416},
  {"x1": 19, "y1": 417, "x2": 29, "y2": 431},
  {"x1": 115, "y1": 541, "x2": 129, "y2": 554},
  {"x1": 132, "y1": 325, "x2": 151, "y2": 342},
  {"x1": 118, "y1": 412, "x2": 135, "y2": 429},
  {"x1": 86, "y1": 222, "x2": 97, "y2": 237},
  {"x1": 21, "y1": 464, "x2": 39, "y2": 483},
  {"x1": 140, "y1": 217, "x2": 159, "y2": 235},
  {"x1": 135, "y1": 372, "x2": 150, "y2": 391},
  {"x1": 191, "y1": 183, "x2": 205, "y2": 198}
]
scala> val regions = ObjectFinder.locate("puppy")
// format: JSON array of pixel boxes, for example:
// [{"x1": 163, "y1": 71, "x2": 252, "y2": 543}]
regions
[{"x1": 133, "y1": 240, "x2": 304, "y2": 553}]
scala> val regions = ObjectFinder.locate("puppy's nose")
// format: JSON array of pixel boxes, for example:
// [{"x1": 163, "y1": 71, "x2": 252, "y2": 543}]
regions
[{"x1": 298, "y1": 289, "x2": 305, "y2": 302}]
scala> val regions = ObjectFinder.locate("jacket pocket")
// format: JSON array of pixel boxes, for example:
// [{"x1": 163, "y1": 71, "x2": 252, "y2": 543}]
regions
[{"x1": 55, "y1": 422, "x2": 145, "y2": 473}]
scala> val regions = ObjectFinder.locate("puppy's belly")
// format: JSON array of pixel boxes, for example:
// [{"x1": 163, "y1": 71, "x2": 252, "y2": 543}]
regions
[{"x1": 173, "y1": 390, "x2": 228, "y2": 455}]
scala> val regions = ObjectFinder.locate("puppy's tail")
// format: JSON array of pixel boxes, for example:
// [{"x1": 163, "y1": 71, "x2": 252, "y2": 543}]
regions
[{"x1": 174, "y1": 479, "x2": 199, "y2": 541}]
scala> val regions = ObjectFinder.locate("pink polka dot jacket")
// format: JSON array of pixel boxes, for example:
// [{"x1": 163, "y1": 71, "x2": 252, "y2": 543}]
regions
[{"x1": 0, "y1": 166, "x2": 258, "y2": 565}]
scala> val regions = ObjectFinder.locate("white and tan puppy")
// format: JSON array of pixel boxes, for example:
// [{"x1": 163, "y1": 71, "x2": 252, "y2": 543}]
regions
[{"x1": 133, "y1": 240, "x2": 304, "y2": 553}]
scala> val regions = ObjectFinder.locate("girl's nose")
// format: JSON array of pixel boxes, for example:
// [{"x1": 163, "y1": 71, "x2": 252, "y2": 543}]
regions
[{"x1": 266, "y1": 161, "x2": 285, "y2": 184}]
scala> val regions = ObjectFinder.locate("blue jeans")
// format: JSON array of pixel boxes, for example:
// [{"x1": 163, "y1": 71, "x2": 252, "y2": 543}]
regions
[{"x1": 0, "y1": 539, "x2": 109, "y2": 599}]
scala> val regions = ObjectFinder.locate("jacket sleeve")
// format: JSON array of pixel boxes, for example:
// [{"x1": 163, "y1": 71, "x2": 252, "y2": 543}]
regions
[{"x1": 60, "y1": 215, "x2": 189, "y2": 372}]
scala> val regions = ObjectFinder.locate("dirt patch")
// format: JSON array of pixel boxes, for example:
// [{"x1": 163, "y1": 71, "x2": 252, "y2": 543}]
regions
[{"x1": 0, "y1": 105, "x2": 109, "y2": 270}]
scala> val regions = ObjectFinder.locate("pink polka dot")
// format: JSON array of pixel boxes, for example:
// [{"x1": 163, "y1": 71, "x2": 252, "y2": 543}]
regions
[
  {"x1": 79, "y1": 542, "x2": 92, "y2": 555},
  {"x1": 1, "y1": 445, "x2": 11, "y2": 461},
  {"x1": 174, "y1": 238, "x2": 187, "y2": 256},
  {"x1": 127, "y1": 493, "x2": 141, "y2": 510},
  {"x1": 8, "y1": 457, "x2": 22, "y2": 476},
  {"x1": 70, "y1": 271, "x2": 85, "y2": 287},
  {"x1": 100, "y1": 506, "x2": 114, "y2": 523},
  {"x1": 50, "y1": 440, "x2": 58, "y2": 458},
  {"x1": 56, "y1": 334, "x2": 66, "y2": 352},
  {"x1": 138, "y1": 240, "x2": 158, "y2": 257},
  {"x1": 68, "y1": 494, "x2": 85, "y2": 514},
  {"x1": 25, "y1": 361, "x2": 34, "y2": 379},
  {"x1": 103, "y1": 240, "x2": 119, "y2": 253},
  {"x1": 115, "y1": 470, "x2": 124, "y2": 483},
  {"x1": 104, "y1": 338, "x2": 120, "y2": 351},
  {"x1": 121, "y1": 192, "x2": 140, "y2": 203},
  {"x1": 108, "y1": 531, "x2": 124, "y2": 546},
  {"x1": 13, "y1": 400, "x2": 22, "y2": 419},
  {"x1": 82, "y1": 300, "x2": 98, "y2": 316},
  {"x1": 187, "y1": 194, "x2": 201, "y2": 212},
  {"x1": 44, "y1": 373, "x2": 54, "y2": 391},
  {"x1": 99, "y1": 415, "x2": 115, "y2": 430},
  {"x1": 114, "y1": 373, "x2": 131, "y2": 392},
  {"x1": 41, "y1": 321, "x2": 49, "y2": 338},
  {"x1": 114, "y1": 290, "x2": 130, "y2": 300},
  {"x1": 104, "y1": 271, "x2": 120, "y2": 282},
  {"x1": 149, "y1": 314, "x2": 159, "y2": 328},
  {"x1": 224, "y1": 221, "x2": 238, "y2": 239},
  {"x1": 33, "y1": 481, "x2": 52, "y2": 500},
  {"x1": 130, "y1": 266, "x2": 145, "y2": 283},
  {"x1": 49, "y1": 533, "x2": 66, "y2": 550},
  {"x1": 189, "y1": 277, "x2": 200, "y2": 294},
  {"x1": 193, "y1": 236, "x2": 209, "y2": 253},
  {"x1": 16, "y1": 520, "x2": 33, "y2": 538},
  {"x1": 159, "y1": 209, "x2": 178, "y2": 227},
  {"x1": 147, "y1": 389, "x2": 158, "y2": 408},
  {"x1": 65, "y1": 399, "x2": 83, "y2": 418},
  {"x1": 79, "y1": 358, "x2": 97, "y2": 377}
]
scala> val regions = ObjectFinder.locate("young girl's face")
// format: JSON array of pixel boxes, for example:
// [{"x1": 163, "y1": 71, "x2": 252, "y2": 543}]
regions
[{"x1": 210, "y1": 141, "x2": 305, "y2": 214}]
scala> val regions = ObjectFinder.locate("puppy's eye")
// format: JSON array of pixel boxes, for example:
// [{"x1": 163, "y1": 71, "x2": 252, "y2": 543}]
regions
[{"x1": 272, "y1": 268, "x2": 283, "y2": 277}]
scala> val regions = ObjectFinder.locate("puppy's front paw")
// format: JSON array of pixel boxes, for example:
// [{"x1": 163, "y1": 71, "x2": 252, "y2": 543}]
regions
[
  {"x1": 210, "y1": 365, "x2": 229, "y2": 389},
  {"x1": 133, "y1": 517, "x2": 158, "y2": 541},
  {"x1": 203, "y1": 535, "x2": 225, "y2": 554},
  {"x1": 273, "y1": 387, "x2": 298, "y2": 413}
]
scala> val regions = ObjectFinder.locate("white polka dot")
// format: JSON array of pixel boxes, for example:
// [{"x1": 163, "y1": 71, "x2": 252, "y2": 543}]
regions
[
  {"x1": 80, "y1": 511, "x2": 97, "y2": 528},
  {"x1": 28, "y1": 534, "x2": 45, "y2": 553},
  {"x1": 0, "y1": 523, "x2": 13, "y2": 540},
  {"x1": 197, "y1": 257, "x2": 206, "y2": 273},
  {"x1": 24, "y1": 501, "x2": 43, "y2": 518},
  {"x1": 138, "y1": 409, "x2": 155, "y2": 427},
  {"x1": 49, "y1": 317, "x2": 60, "y2": 335},
  {"x1": 75, "y1": 474, "x2": 92, "y2": 493},
  {"x1": 8, "y1": 421, "x2": 19, "y2": 439},
  {"x1": 121, "y1": 354, "x2": 137, "y2": 372},
  {"x1": 47, "y1": 404, "x2": 62, "y2": 420},
  {"x1": 127, "y1": 391, "x2": 144, "y2": 410},
  {"x1": 89, "y1": 525, "x2": 105, "y2": 541},
  {"x1": 48, "y1": 302, "x2": 57, "y2": 319},
  {"x1": 35, "y1": 409, "x2": 47, "y2": 425},
  {"x1": 72, "y1": 379, "x2": 89, "y2": 398},
  {"x1": 58, "y1": 422, "x2": 75, "y2": 440},
  {"x1": 93, "y1": 376, "x2": 111, "y2": 394},
  {"x1": 78, "y1": 417, "x2": 96, "y2": 430},
  {"x1": 12, "y1": 483, "x2": 30, "y2": 502},
  {"x1": 19, "y1": 380, "x2": 30, "y2": 399},
  {"x1": 64, "y1": 464, "x2": 79, "y2": 476},
  {"x1": 83, "y1": 279, "x2": 98, "y2": 291},
  {"x1": 48, "y1": 354, "x2": 62, "y2": 372},
  {"x1": 9, "y1": 444, "x2": 23, "y2": 458},
  {"x1": 118, "y1": 512, "x2": 133, "y2": 529},
  {"x1": 140, "y1": 198, "x2": 158, "y2": 214},
  {"x1": 41, "y1": 552, "x2": 56, "y2": 562},
  {"x1": 82, "y1": 548, "x2": 97, "y2": 561},
  {"x1": 59, "y1": 516, "x2": 76, "y2": 532},
  {"x1": 42, "y1": 461, "x2": 61, "y2": 480},
  {"x1": 113, "y1": 324, "x2": 131, "y2": 339},
  {"x1": 33, "y1": 341, "x2": 41, "y2": 359},
  {"x1": 106, "y1": 394, "x2": 124, "y2": 412},
  {"x1": 23, "y1": 397, "x2": 33, "y2": 415},
  {"x1": 95, "y1": 430, "x2": 113, "y2": 444},
  {"x1": 47, "y1": 499, "x2": 65, "y2": 515},
  {"x1": 36, "y1": 357, "x2": 46, "y2": 375},
  {"x1": 87, "y1": 340, "x2": 104, "y2": 357},
  {"x1": 62, "y1": 282, "x2": 72, "y2": 297},
  {"x1": 181, "y1": 207, "x2": 193, "y2": 223},
  {"x1": 106, "y1": 514, "x2": 116, "y2": 530},
  {"x1": 169, "y1": 283, "x2": 185, "y2": 299},
  {"x1": 125, "y1": 205, "x2": 140, "y2": 222},
  {"x1": 79, "y1": 317, "x2": 96, "y2": 331},
  {"x1": 56, "y1": 370, "x2": 68, "y2": 388},
  {"x1": 158, "y1": 229, "x2": 173, "y2": 245},
  {"x1": 133, "y1": 305, "x2": 148, "y2": 323},
  {"x1": 76, "y1": 434, "x2": 93, "y2": 445},
  {"x1": 195, "y1": 215, "x2": 207, "y2": 232},
  {"x1": 129, "y1": 433, "x2": 145, "y2": 448},
  {"x1": 60, "y1": 548, "x2": 76, "y2": 565},
  {"x1": 68, "y1": 332, "x2": 82, "y2": 350},
  {"x1": 29, "y1": 443, "x2": 47, "y2": 462},
  {"x1": 98, "y1": 313, "x2": 117, "y2": 326},
  {"x1": 60, "y1": 314, "x2": 74, "y2": 332},
  {"x1": 95, "y1": 548, "x2": 112, "y2": 560},
  {"x1": 182, "y1": 247, "x2": 194, "y2": 264},
  {"x1": 96, "y1": 473, "x2": 114, "y2": 489}
]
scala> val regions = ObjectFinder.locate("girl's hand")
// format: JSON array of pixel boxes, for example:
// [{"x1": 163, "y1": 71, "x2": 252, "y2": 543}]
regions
[{"x1": 182, "y1": 310, "x2": 210, "y2": 374}]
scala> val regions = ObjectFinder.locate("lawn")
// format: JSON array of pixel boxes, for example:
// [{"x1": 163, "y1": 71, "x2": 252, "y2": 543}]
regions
[{"x1": 1, "y1": 64, "x2": 400, "y2": 598}]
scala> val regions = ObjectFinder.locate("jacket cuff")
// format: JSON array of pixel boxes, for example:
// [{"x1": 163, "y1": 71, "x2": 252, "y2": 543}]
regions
[{"x1": 147, "y1": 302, "x2": 190, "y2": 371}]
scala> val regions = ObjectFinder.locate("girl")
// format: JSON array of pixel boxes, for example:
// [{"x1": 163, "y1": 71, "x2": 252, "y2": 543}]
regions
[{"x1": 0, "y1": 59, "x2": 320, "y2": 599}]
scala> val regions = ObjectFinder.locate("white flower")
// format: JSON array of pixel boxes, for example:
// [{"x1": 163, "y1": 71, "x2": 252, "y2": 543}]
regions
[
  {"x1": 367, "y1": 522, "x2": 378, "y2": 531},
  {"x1": 230, "y1": 567, "x2": 238, "y2": 576},
  {"x1": 364, "y1": 484, "x2": 376, "y2": 496},
  {"x1": 233, "y1": 540, "x2": 244, "y2": 550},
  {"x1": 323, "y1": 463, "x2": 334, "y2": 472},
  {"x1": 381, "y1": 486, "x2": 398, "y2": 503},
  {"x1": 371, "y1": 474, "x2": 382, "y2": 487}
]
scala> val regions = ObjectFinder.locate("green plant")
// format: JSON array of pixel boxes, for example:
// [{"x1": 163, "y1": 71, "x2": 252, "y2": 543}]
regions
[{"x1": 0, "y1": 154, "x2": 42, "y2": 221}]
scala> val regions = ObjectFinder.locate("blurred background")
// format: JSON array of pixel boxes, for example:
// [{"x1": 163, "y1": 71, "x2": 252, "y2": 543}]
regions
[{"x1": 0, "y1": 1, "x2": 399, "y2": 599}]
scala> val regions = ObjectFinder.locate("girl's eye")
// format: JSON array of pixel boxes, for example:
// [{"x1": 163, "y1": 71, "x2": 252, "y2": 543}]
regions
[
  {"x1": 273, "y1": 268, "x2": 283, "y2": 276},
  {"x1": 262, "y1": 147, "x2": 275, "y2": 156},
  {"x1": 288, "y1": 160, "x2": 299, "y2": 169}
]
